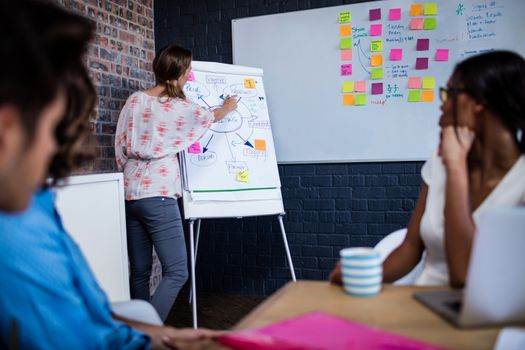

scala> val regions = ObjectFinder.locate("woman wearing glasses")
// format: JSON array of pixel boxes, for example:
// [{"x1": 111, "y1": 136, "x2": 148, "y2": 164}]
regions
[{"x1": 331, "y1": 50, "x2": 525, "y2": 288}]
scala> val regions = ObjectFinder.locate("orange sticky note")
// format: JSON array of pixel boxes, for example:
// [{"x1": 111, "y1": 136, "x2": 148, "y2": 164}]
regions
[
  {"x1": 244, "y1": 78, "x2": 256, "y2": 89},
  {"x1": 254, "y1": 139, "x2": 267, "y2": 151},
  {"x1": 341, "y1": 49, "x2": 353, "y2": 60},
  {"x1": 371, "y1": 54, "x2": 383, "y2": 67},
  {"x1": 354, "y1": 81, "x2": 366, "y2": 92},
  {"x1": 343, "y1": 94, "x2": 355, "y2": 106},
  {"x1": 422, "y1": 89, "x2": 434, "y2": 102},
  {"x1": 410, "y1": 4, "x2": 423, "y2": 16},
  {"x1": 340, "y1": 25, "x2": 352, "y2": 36}
]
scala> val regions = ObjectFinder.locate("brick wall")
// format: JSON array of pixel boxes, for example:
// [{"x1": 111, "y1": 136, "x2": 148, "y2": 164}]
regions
[
  {"x1": 56, "y1": 0, "x2": 156, "y2": 172},
  {"x1": 154, "y1": 0, "x2": 425, "y2": 296}
]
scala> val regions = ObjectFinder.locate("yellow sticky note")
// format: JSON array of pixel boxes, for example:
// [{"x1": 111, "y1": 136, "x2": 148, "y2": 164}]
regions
[
  {"x1": 422, "y1": 89, "x2": 434, "y2": 102},
  {"x1": 343, "y1": 94, "x2": 355, "y2": 106},
  {"x1": 370, "y1": 40, "x2": 383, "y2": 52},
  {"x1": 254, "y1": 139, "x2": 267, "y2": 151},
  {"x1": 236, "y1": 170, "x2": 249, "y2": 183},
  {"x1": 355, "y1": 94, "x2": 367, "y2": 106},
  {"x1": 410, "y1": 4, "x2": 423, "y2": 16},
  {"x1": 339, "y1": 11, "x2": 351, "y2": 23},
  {"x1": 371, "y1": 67, "x2": 383, "y2": 80},
  {"x1": 422, "y1": 77, "x2": 435, "y2": 89},
  {"x1": 340, "y1": 25, "x2": 352, "y2": 36},
  {"x1": 244, "y1": 78, "x2": 256, "y2": 89},
  {"x1": 424, "y1": 2, "x2": 437, "y2": 15},
  {"x1": 371, "y1": 54, "x2": 383, "y2": 67},
  {"x1": 342, "y1": 81, "x2": 354, "y2": 93}
]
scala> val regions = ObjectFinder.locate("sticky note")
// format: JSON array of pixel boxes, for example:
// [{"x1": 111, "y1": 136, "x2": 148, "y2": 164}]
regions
[
  {"x1": 424, "y1": 3, "x2": 438, "y2": 15},
  {"x1": 340, "y1": 25, "x2": 352, "y2": 36},
  {"x1": 369, "y1": 8, "x2": 381, "y2": 21},
  {"x1": 244, "y1": 78, "x2": 256, "y2": 89},
  {"x1": 339, "y1": 11, "x2": 351, "y2": 23},
  {"x1": 416, "y1": 57, "x2": 429, "y2": 69},
  {"x1": 408, "y1": 90, "x2": 422, "y2": 102},
  {"x1": 341, "y1": 49, "x2": 353, "y2": 60},
  {"x1": 424, "y1": 17, "x2": 437, "y2": 30},
  {"x1": 370, "y1": 24, "x2": 382, "y2": 36},
  {"x1": 371, "y1": 82, "x2": 383, "y2": 95},
  {"x1": 188, "y1": 142, "x2": 201, "y2": 154},
  {"x1": 389, "y1": 8, "x2": 401, "y2": 21},
  {"x1": 390, "y1": 48, "x2": 402, "y2": 61},
  {"x1": 342, "y1": 81, "x2": 354, "y2": 93},
  {"x1": 254, "y1": 139, "x2": 267, "y2": 151},
  {"x1": 370, "y1": 40, "x2": 383, "y2": 52},
  {"x1": 354, "y1": 81, "x2": 366, "y2": 92},
  {"x1": 422, "y1": 77, "x2": 435, "y2": 89},
  {"x1": 410, "y1": 4, "x2": 423, "y2": 16},
  {"x1": 355, "y1": 94, "x2": 367, "y2": 105},
  {"x1": 410, "y1": 18, "x2": 424, "y2": 30},
  {"x1": 422, "y1": 89, "x2": 434, "y2": 102},
  {"x1": 236, "y1": 170, "x2": 249, "y2": 183},
  {"x1": 343, "y1": 94, "x2": 355, "y2": 106},
  {"x1": 436, "y1": 49, "x2": 449, "y2": 61},
  {"x1": 371, "y1": 67, "x2": 383, "y2": 80},
  {"x1": 371, "y1": 54, "x2": 383, "y2": 66},
  {"x1": 408, "y1": 76, "x2": 422, "y2": 89},
  {"x1": 341, "y1": 64, "x2": 352, "y2": 76},
  {"x1": 340, "y1": 37, "x2": 353, "y2": 49},
  {"x1": 416, "y1": 38, "x2": 430, "y2": 51},
  {"x1": 188, "y1": 71, "x2": 195, "y2": 81}
]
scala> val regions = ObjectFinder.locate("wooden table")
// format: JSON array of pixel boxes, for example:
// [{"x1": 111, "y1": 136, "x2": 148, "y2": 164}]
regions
[{"x1": 231, "y1": 281, "x2": 503, "y2": 350}]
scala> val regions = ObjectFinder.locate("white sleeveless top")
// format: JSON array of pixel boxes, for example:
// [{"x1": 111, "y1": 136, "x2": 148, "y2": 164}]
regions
[{"x1": 415, "y1": 151, "x2": 525, "y2": 285}]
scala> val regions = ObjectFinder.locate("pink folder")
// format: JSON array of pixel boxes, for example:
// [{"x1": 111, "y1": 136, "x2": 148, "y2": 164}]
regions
[{"x1": 218, "y1": 312, "x2": 449, "y2": 350}]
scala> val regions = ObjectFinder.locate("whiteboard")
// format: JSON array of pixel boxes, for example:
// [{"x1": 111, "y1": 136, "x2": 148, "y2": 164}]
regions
[
  {"x1": 181, "y1": 61, "x2": 284, "y2": 219},
  {"x1": 233, "y1": 0, "x2": 525, "y2": 163},
  {"x1": 55, "y1": 173, "x2": 130, "y2": 302}
]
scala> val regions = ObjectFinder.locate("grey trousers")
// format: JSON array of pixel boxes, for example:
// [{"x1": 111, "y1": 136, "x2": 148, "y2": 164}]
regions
[{"x1": 125, "y1": 197, "x2": 188, "y2": 321}]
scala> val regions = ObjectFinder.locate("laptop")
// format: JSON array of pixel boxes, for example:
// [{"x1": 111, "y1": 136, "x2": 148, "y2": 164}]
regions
[{"x1": 414, "y1": 207, "x2": 525, "y2": 328}]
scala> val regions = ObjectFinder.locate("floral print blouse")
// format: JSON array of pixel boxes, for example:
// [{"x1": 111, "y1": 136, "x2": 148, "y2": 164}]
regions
[{"x1": 115, "y1": 91, "x2": 214, "y2": 200}]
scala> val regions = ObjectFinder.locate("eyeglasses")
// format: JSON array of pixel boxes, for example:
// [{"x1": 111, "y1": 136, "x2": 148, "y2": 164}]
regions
[{"x1": 439, "y1": 86, "x2": 468, "y2": 102}]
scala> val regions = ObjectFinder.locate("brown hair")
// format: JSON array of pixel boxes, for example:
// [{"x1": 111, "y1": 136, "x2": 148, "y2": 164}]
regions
[{"x1": 152, "y1": 45, "x2": 192, "y2": 100}]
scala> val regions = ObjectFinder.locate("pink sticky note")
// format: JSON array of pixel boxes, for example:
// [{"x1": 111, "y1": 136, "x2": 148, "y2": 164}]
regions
[
  {"x1": 188, "y1": 70, "x2": 195, "y2": 81},
  {"x1": 369, "y1": 8, "x2": 381, "y2": 21},
  {"x1": 188, "y1": 142, "x2": 201, "y2": 154},
  {"x1": 390, "y1": 48, "x2": 402, "y2": 61},
  {"x1": 408, "y1": 77, "x2": 422, "y2": 89},
  {"x1": 436, "y1": 49, "x2": 449, "y2": 61},
  {"x1": 370, "y1": 24, "x2": 382, "y2": 36},
  {"x1": 341, "y1": 64, "x2": 352, "y2": 76},
  {"x1": 341, "y1": 49, "x2": 352, "y2": 61},
  {"x1": 371, "y1": 83, "x2": 383, "y2": 95},
  {"x1": 416, "y1": 57, "x2": 429, "y2": 70},
  {"x1": 389, "y1": 8, "x2": 401, "y2": 20},
  {"x1": 354, "y1": 81, "x2": 366, "y2": 92},
  {"x1": 410, "y1": 18, "x2": 424, "y2": 30},
  {"x1": 416, "y1": 38, "x2": 430, "y2": 51}
]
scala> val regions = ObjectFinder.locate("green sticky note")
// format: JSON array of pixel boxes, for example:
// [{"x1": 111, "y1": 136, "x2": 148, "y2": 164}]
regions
[
  {"x1": 422, "y1": 77, "x2": 435, "y2": 89},
  {"x1": 339, "y1": 11, "x2": 351, "y2": 23},
  {"x1": 424, "y1": 3, "x2": 438, "y2": 15},
  {"x1": 371, "y1": 67, "x2": 383, "y2": 80},
  {"x1": 340, "y1": 37, "x2": 353, "y2": 49},
  {"x1": 408, "y1": 90, "x2": 422, "y2": 102},
  {"x1": 355, "y1": 94, "x2": 367, "y2": 105},
  {"x1": 342, "y1": 81, "x2": 354, "y2": 93},
  {"x1": 370, "y1": 40, "x2": 383, "y2": 52},
  {"x1": 424, "y1": 17, "x2": 437, "y2": 30}
]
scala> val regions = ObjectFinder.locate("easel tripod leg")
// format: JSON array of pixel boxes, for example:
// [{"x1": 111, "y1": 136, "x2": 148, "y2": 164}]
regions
[
  {"x1": 278, "y1": 214, "x2": 296, "y2": 281},
  {"x1": 189, "y1": 219, "x2": 198, "y2": 328}
]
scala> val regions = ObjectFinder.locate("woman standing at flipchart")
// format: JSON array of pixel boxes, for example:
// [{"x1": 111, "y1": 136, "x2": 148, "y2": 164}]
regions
[{"x1": 115, "y1": 45, "x2": 237, "y2": 321}]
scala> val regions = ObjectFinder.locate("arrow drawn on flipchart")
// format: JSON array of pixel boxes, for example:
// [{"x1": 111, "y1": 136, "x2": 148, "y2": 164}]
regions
[
  {"x1": 202, "y1": 134, "x2": 214, "y2": 153},
  {"x1": 354, "y1": 39, "x2": 370, "y2": 74},
  {"x1": 225, "y1": 133, "x2": 235, "y2": 160},
  {"x1": 231, "y1": 127, "x2": 254, "y2": 146},
  {"x1": 235, "y1": 132, "x2": 254, "y2": 148},
  {"x1": 198, "y1": 95, "x2": 211, "y2": 108}
]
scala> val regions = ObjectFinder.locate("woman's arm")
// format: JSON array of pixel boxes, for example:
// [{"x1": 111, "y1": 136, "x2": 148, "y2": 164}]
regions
[
  {"x1": 382, "y1": 184, "x2": 427, "y2": 282},
  {"x1": 212, "y1": 96, "x2": 237, "y2": 122},
  {"x1": 441, "y1": 126, "x2": 476, "y2": 288}
]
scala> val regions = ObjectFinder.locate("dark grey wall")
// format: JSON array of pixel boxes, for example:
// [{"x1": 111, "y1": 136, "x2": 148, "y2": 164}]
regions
[{"x1": 155, "y1": 0, "x2": 424, "y2": 296}]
